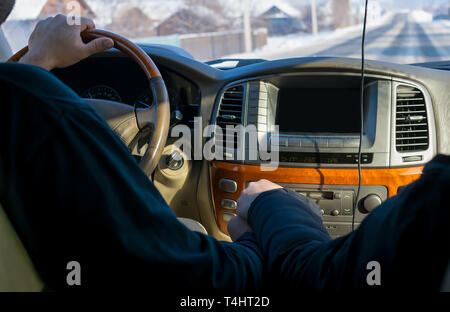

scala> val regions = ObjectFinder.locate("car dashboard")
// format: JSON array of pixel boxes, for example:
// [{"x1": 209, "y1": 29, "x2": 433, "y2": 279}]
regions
[
  {"x1": 51, "y1": 45, "x2": 450, "y2": 240},
  {"x1": 53, "y1": 56, "x2": 201, "y2": 128}
]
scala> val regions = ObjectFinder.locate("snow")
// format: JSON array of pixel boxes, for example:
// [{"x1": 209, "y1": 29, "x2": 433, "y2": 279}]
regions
[
  {"x1": 210, "y1": 60, "x2": 240, "y2": 69},
  {"x1": 410, "y1": 10, "x2": 433, "y2": 23},
  {"x1": 227, "y1": 29, "x2": 355, "y2": 59},
  {"x1": 253, "y1": 0, "x2": 301, "y2": 17},
  {"x1": 439, "y1": 20, "x2": 450, "y2": 28},
  {"x1": 226, "y1": 11, "x2": 394, "y2": 60}
]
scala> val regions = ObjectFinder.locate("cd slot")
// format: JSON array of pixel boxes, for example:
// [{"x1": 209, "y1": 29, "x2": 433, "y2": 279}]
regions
[{"x1": 279, "y1": 152, "x2": 373, "y2": 164}]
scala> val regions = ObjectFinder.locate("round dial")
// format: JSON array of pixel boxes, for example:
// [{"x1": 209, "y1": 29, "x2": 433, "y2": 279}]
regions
[{"x1": 83, "y1": 85, "x2": 122, "y2": 102}]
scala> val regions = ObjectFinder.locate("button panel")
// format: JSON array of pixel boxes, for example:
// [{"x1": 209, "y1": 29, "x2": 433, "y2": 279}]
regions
[
  {"x1": 295, "y1": 190, "x2": 355, "y2": 217},
  {"x1": 219, "y1": 179, "x2": 238, "y2": 193},
  {"x1": 288, "y1": 137, "x2": 301, "y2": 147},
  {"x1": 328, "y1": 139, "x2": 344, "y2": 148},
  {"x1": 222, "y1": 212, "x2": 236, "y2": 222},
  {"x1": 272, "y1": 134, "x2": 362, "y2": 150},
  {"x1": 344, "y1": 138, "x2": 360, "y2": 148},
  {"x1": 221, "y1": 199, "x2": 237, "y2": 210},
  {"x1": 279, "y1": 152, "x2": 374, "y2": 165}
]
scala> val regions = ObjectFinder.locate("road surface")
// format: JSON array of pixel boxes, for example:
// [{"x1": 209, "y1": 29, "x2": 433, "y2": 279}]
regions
[{"x1": 240, "y1": 13, "x2": 450, "y2": 64}]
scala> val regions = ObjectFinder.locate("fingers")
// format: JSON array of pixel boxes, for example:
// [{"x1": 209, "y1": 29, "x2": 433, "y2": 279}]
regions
[
  {"x1": 248, "y1": 179, "x2": 282, "y2": 193},
  {"x1": 69, "y1": 16, "x2": 112, "y2": 57},
  {"x1": 236, "y1": 179, "x2": 283, "y2": 220},
  {"x1": 80, "y1": 17, "x2": 95, "y2": 31},
  {"x1": 24, "y1": 14, "x2": 113, "y2": 70},
  {"x1": 227, "y1": 216, "x2": 252, "y2": 242},
  {"x1": 83, "y1": 37, "x2": 114, "y2": 57}
]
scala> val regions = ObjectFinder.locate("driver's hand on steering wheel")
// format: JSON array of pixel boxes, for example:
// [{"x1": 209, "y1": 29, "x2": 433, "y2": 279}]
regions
[{"x1": 19, "y1": 14, "x2": 114, "y2": 71}]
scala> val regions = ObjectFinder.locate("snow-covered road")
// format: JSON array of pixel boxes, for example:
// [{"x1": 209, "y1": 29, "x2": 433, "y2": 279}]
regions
[{"x1": 231, "y1": 12, "x2": 450, "y2": 64}]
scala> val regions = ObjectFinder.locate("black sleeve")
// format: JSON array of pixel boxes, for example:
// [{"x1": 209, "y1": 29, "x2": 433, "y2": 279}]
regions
[
  {"x1": 248, "y1": 155, "x2": 450, "y2": 291},
  {"x1": 0, "y1": 63, "x2": 264, "y2": 293}
]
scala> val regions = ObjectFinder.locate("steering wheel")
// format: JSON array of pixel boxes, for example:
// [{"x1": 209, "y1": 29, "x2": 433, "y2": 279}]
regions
[{"x1": 8, "y1": 29, "x2": 171, "y2": 176}]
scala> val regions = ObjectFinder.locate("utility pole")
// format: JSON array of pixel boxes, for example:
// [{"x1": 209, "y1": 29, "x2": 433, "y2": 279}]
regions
[
  {"x1": 243, "y1": 0, "x2": 253, "y2": 53},
  {"x1": 311, "y1": 0, "x2": 318, "y2": 36}
]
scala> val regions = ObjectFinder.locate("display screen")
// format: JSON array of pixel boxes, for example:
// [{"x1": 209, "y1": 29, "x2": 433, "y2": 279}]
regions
[
  {"x1": 279, "y1": 152, "x2": 373, "y2": 164},
  {"x1": 276, "y1": 88, "x2": 361, "y2": 133}
]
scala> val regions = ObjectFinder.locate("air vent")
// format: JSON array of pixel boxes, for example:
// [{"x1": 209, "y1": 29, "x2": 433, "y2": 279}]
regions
[
  {"x1": 395, "y1": 85, "x2": 429, "y2": 152},
  {"x1": 215, "y1": 85, "x2": 245, "y2": 149}
]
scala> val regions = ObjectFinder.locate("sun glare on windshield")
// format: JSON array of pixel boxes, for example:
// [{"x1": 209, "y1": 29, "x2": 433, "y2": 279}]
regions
[{"x1": 4, "y1": 0, "x2": 450, "y2": 64}]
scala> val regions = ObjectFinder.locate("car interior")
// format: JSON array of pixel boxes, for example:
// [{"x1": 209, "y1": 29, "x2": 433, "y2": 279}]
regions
[{"x1": 0, "y1": 2, "x2": 450, "y2": 292}]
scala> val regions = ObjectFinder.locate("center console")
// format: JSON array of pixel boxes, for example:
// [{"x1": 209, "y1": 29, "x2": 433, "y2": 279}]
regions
[{"x1": 210, "y1": 72, "x2": 436, "y2": 237}]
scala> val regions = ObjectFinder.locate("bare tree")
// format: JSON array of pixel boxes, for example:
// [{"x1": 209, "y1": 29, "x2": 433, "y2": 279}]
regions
[
  {"x1": 184, "y1": 0, "x2": 226, "y2": 16},
  {"x1": 178, "y1": 0, "x2": 229, "y2": 33}
]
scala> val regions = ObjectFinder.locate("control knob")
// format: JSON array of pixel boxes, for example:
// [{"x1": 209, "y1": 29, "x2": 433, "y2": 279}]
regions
[
  {"x1": 331, "y1": 209, "x2": 340, "y2": 216},
  {"x1": 362, "y1": 194, "x2": 382, "y2": 213}
]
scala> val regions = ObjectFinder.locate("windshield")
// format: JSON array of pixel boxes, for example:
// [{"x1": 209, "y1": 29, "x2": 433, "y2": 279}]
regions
[{"x1": 3, "y1": 0, "x2": 450, "y2": 64}]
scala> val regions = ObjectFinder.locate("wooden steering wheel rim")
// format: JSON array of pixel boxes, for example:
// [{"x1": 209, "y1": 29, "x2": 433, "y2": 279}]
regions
[{"x1": 8, "y1": 29, "x2": 171, "y2": 176}]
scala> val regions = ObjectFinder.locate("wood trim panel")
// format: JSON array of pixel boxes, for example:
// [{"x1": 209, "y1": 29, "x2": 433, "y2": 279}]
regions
[{"x1": 210, "y1": 161, "x2": 423, "y2": 234}]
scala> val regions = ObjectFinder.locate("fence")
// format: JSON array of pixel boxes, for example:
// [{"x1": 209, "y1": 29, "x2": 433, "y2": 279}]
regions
[{"x1": 136, "y1": 28, "x2": 268, "y2": 61}]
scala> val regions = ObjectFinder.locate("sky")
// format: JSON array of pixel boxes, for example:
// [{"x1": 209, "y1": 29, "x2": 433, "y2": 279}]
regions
[
  {"x1": 8, "y1": 0, "x2": 450, "y2": 21},
  {"x1": 287, "y1": 0, "x2": 449, "y2": 10}
]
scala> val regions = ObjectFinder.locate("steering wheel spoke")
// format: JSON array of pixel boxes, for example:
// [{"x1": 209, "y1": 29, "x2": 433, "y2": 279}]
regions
[{"x1": 136, "y1": 104, "x2": 157, "y2": 131}]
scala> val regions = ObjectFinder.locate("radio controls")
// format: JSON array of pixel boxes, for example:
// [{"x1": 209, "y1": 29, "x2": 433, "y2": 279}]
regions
[
  {"x1": 276, "y1": 136, "x2": 362, "y2": 149},
  {"x1": 344, "y1": 138, "x2": 360, "y2": 148},
  {"x1": 288, "y1": 137, "x2": 301, "y2": 147},
  {"x1": 331, "y1": 209, "x2": 340, "y2": 216},
  {"x1": 316, "y1": 139, "x2": 328, "y2": 148},
  {"x1": 342, "y1": 208, "x2": 353, "y2": 215},
  {"x1": 278, "y1": 136, "x2": 289, "y2": 147},
  {"x1": 309, "y1": 192, "x2": 322, "y2": 200},
  {"x1": 328, "y1": 139, "x2": 344, "y2": 148},
  {"x1": 320, "y1": 209, "x2": 325, "y2": 215},
  {"x1": 301, "y1": 138, "x2": 315, "y2": 148},
  {"x1": 362, "y1": 194, "x2": 382, "y2": 213}
]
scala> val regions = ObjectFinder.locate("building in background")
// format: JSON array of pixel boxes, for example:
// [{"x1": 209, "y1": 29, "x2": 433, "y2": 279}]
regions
[
  {"x1": 257, "y1": 5, "x2": 304, "y2": 35},
  {"x1": 1, "y1": 0, "x2": 268, "y2": 61},
  {"x1": 39, "y1": 0, "x2": 96, "y2": 19},
  {"x1": 155, "y1": 7, "x2": 229, "y2": 36},
  {"x1": 430, "y1": 0, "x2": 450, "y2": 20},
  {"x1": 106, "y1": 7, "x2": 156, "y2": 38},
  {"x1": 253, "y1": 1, "x2": 306, "y2": 35}
]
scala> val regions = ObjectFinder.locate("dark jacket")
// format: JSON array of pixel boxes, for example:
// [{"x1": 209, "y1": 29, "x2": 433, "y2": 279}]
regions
[
  {"x1": 248, "y1": 155, "x2": 450, "y2": 291},
  {"x1": 0, "y1": 63, "x2": 263, "y2": 292}
]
